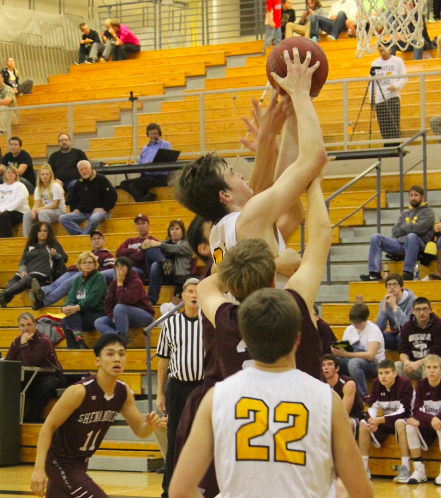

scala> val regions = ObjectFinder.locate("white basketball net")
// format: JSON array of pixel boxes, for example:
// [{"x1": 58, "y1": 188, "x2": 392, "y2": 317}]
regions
[{"x1": 355, "y1": 0, "x2": 426, "y2": 58}]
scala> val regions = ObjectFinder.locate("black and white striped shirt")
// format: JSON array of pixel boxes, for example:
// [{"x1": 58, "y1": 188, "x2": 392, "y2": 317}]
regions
[{"x1": 156, "y1": 312, "x2": 204, "y2": 382}]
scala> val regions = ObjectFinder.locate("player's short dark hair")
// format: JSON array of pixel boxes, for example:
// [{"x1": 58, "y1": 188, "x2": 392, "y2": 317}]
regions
[
  {"x1": 94, "y1": 334, "x2": 127, "y2": 357},
  {"x1": 115, "y1": 256, "x2": 132, "y2": 277},
  {"x1": 9, "y1": 136, "x2": 22, "y2": 146},
  {"x1": 239, "y1": 288, "x2": 301, "y2": 364},
  {"x1": 146, "y1": 123, "x2": 162, "y2": 136},
  {"x1": 413, "y1": 296, "x2": 431, "y2": 308},
  {"x1": 187, "y1": 216, "x2": 210, "y2": 262},
  {"x1": 175, "y1": 153, "x2": 230, "y2": 225},
  {"x1": 218, "y1": 239, "x2": 275, "y2": 302},
  {"x1": 378, "y1": 359, "x2": 396, "y2": 371},
  {"x1": 385, "y1": 272, "x2": 403, "y2": 288},
  {"x1": 349, "y1": 303, "x2": 370, "y2": 323},
  {"x1": 322, "y1": 354, "x2": 339, "y2": 368},
  {"x1": 409, "y1": 185, "x2": 424, "y2": 196}
]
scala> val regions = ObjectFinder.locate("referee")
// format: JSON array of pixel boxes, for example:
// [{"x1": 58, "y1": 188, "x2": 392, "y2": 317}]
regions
[{"x1": 156, "y1": 277, "x2": 204, "y2": 498}]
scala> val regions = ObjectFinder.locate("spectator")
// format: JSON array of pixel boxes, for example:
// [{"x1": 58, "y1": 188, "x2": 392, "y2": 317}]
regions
[
  {"x1": 22, "y1": 164, "x2": 66, "y2": 238},
  {"x1": 59, "y1": 160, "x2": 117, "y2": 235},
  {"x1": 156, "y1": 278, "x2": 204, "y2": 498},
  {"x1": 331, "y1": 303, "x2": 386, "y2": 397},
  {"x1": 322, "y1": 354, "x2": 365, "y2": 434},
  {"x1": 0, "y1": 72, "x2": 18, "y2": 135},
  {"x1": 0, "y1": 136, "x2": 36, "y2": 194},
  {"x1": 375, "y1": 272, "x2": 416, "y2": 350},
  {"x1": 108, "y1": 19, "x2": 140, "y2": 61},
  {"x1": 309, "y1": 0, "x2": 357, "y2": 41},
  {"x1": 187, "y1": 215, "x2": 212, "y2": 269},
  {"x1": 60, "y1": 251, "x2": 107, "y2": 349},
  {"x1": 1, "y1": 57, "x2": 33, "y2": 95},
  {"x1": 88, "y1": 18, "x2": 114, "y2": 63},
  {"x1": 288, "y1": 0, "x2": 326, "y2": 37},
  {"x1": 95, "y1": 257, "x2": 155, "y2": 343},
  {"x1": 144, "y1": 219, "x2": 194, "y2": 305},
  {"x1": 405, "y1": 355, "x2": 441, "y2": 485},
  {"x1": 281, "y1": 0, "x2": 296, "y2": 39},
  {"x1": 396, "y1": 297, "x2": 441, "y2": 380},
  {"x1": 263, "y1": 0, "x2": 282, "y2": 52},
  {"x1": 360, "y1": 186, "x2": 434, "y2": 281},
  {"x1": 116, "y1": 214, "x2": 159, "y2": 279},
  {"x1": 120, "y1": 123, "x2": 172, "y2": 202},
  {"x1": 370, "y1": 45, "x2": 408, "y2": 147},
  {"x1": 77, "y1": 23, "x2": 101, "y2": 64},
  {"x1": 4, "y1": 312, "x2": 67, "y2": 422},
  {"x1": 0, "y1": 221, "x2": 67, "y2": 308},
  {"x1": 313, "y1": 303, "x2": 337, "y2": 354},
  {"x1": 30, "y1": 230, "x2": 115, "y2": 311},
  {"x1": 359, "y1": 359, "x2": 413, "y2": 482},
  {"x1": 0, "y1": 165, "x2": 30, "y2": 238},
  {"x1": 429, "y1": 216, "x2": 441, "y2": 279}
]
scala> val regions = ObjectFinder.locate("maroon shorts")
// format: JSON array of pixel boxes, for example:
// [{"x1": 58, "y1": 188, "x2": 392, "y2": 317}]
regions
[
  {"x1": 417, "y1": 426, "x2": 439, "y2": 450},
  {"x1": 45, "y1": 455, "x2": 108, "y2": 498},
  {"x1": 370, "y1": 424, "x2": 396, "y2": 447}
]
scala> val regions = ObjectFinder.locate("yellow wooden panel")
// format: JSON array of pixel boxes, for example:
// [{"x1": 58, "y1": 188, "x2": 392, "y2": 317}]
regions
[{"x1": 349, "y1": 280, "x2": 441, "y2": 303}]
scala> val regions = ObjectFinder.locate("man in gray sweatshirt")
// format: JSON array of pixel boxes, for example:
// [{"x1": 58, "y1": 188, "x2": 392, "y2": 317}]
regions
[{"x1": 375, "y1": 273, "x2": 415, "y2": 350}]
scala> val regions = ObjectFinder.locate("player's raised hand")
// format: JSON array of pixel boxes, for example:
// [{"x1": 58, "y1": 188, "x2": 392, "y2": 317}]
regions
[
  {"x1": 146, "y1": 410, "x2": 163, "y2": 431},
  {"x1": 31, "y1": 468, "x2": 48, "y2": 497}
]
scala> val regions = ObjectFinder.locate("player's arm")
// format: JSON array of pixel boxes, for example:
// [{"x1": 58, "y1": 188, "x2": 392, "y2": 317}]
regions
[
  {"x1": 285, "y1": 172, "x2": 332, "y2": 312},
  {"x1": 120, "y1": 385, "x2": 162, "y2": 438},
  {"x1": 31, "y1": 384, "x2": 86, "y2": 497},
  {"x1": 341, "y1": 380, "x2": 356, "y2": 415},
  {"x1": 169, "y1": 389, "x2": 214, "y2": 498},
  {"x1": 197, "y1": 273, "x2": 228, "y2": 327},
  {"x1": 331, "y1": 391, "x2": 374, "y2": 498}
]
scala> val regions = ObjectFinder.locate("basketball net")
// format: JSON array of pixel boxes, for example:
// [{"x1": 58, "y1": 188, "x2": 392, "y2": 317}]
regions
[{"x1": 355, "y1": 0, "x2": 426, "y2": 57}]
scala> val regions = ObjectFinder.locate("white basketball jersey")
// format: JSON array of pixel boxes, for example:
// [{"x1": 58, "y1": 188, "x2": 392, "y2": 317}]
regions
[{"x1": 212, "y1": 368, "x2": 335, "y2": 498}]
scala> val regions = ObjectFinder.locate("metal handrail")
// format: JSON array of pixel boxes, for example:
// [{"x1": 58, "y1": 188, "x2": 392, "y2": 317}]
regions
[{"x1": 144, "y1": 301, "x2": 184, "y2": 412}]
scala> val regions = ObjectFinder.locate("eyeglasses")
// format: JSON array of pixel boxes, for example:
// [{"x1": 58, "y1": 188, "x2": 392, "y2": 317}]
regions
[
  {"x1": 58, "y1": 139, "x2": 69, "y2": 143},
  {"x1": 414, "y1": 307, "x2": 430, "y2": 313},
  {"x1": 386, "y1": 282, "x2": 400, "y2": 288},
  {"x1": 81, "y1": 260, "x2": 94, "y2": 265}
]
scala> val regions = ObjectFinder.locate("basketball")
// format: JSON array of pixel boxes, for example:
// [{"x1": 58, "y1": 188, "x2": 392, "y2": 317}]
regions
[{"x1": 266, "y1": 38, "x2": 329, "y2": 97}]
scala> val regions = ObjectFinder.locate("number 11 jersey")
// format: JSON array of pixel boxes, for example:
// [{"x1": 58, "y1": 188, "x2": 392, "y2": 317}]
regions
[{"x1": 212, "y1": 368, "x2": 335, "y2": 498}]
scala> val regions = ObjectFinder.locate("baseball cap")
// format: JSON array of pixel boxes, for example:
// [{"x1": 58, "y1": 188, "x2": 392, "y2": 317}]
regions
[
  {"x1": 134, "y1": 214, "x2": 149, "y2": 223},
  {"x1": 90, "y1": 230, "x2": 104, "y2": 238}
]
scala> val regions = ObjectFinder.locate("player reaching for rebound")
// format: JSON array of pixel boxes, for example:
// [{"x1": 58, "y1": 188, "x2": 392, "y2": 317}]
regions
[
  {"x1": 170, "y1": 288, "x2": 374, "y2": 498},
  {"x1": 30, "y1": 334, "x2": 163, "y2": 498}
]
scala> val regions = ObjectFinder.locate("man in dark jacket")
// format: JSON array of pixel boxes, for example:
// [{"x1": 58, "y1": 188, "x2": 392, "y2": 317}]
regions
[
  {"x1": 361, "y1": 186, "x2": 435, "y2": 281},
  {"x1": 4, "y1": 312, "x2": 66, "y2": 422},
  {"x1": 396, "y1": 297, "x2": 441, "y2": 380},
  {"x1": 78, "y1": 23, "x2": 101, "y2": 64},
  {"x1": 59, "y1": 160, "x2": 117, "y2": 235}
]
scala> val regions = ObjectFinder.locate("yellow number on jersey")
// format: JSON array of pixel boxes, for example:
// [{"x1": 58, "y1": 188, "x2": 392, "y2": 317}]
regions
[
  {"x1": 236, "y1": 398, "x2": 269, "y2": 461},
  {"x1": 213, "y1": 247, "x2": 224, "y2": 265},
  {"x1": 274, "y1": 402, "x2": 309, "y2": 465}
]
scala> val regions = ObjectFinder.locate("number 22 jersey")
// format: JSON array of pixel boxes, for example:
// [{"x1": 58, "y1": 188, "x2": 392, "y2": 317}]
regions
[{"x1": 212, "y1": 368, "x2": 335, "y2": 498}]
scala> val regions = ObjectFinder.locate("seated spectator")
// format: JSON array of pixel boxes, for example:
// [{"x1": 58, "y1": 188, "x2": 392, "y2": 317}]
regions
[
  {"x1": 375, "y1": 272, "x2": 415, "y2": 350},
  {"x1": 0, "y1": 72, "x2": 18, "y2": 134},
  {"x1": 313, "y1": 303, "x2": 337, "y2": 354},
  {"x1": 360, "y1": 186, "x2": 435, "y2": 281},
  {"x1": 288, "y1": 0, "x2": 326, "y2": 37},
  {"x1": 88, "y1": 18, "x2": 114, "y2": 63},
  {"x1": 1, "y1": 57, "x2": 33, "y2": 95},
  {"x1": 0, "y1": 136, "x2": 36, "y2": 193},
  {"x1": 0, "y1": 165, "x2": 30, "y2": 238},
  {"x1": 322, "y1": 354, "x2": 365, "y2": 434},
  {"x1": 405, "y1": 354, "x2": 441, "y2": 484},
  {"x1": 4, "y1": 312, "x2": 66, "y2": 422},
  {"x1": 59, "y1": 160, "x2": 117, "y2": 235},
  {"x1": 120, "y1": 123, "x2": 172, "y2": 202},
  {"x1": 281, "y1": 0, "x2": 296, "y2": 39},
  {"x1": 30, "y1": 230, "x2": 115, "y2": 310},
  {"x1": 0, "y1": 221, "x2": 67, "y2": 308},
  {"x1": 396, "y1": 297, "x2": 441, "y2": 380},
  {"x1": 60, "y1": 251, "x2": 107, "y2": 349},
  {"x1": 429, "y1": 217, "x2": 441, "y2": 279},
  {"x1": 108, "y1": 19, "x2": 140, "y2": 61},
  {"x1": 144, "y1": 219, "x2": 194, "y2": 305},
  {"x1": 359, "y1": 359, "x2": 413, "y2": 482},
  {"x1": 309, "y1": 0, "x2": 357, "y2": 41},
  {"x1": 262, "y1": 0, "x2": 282, "y2": 53},
  {"x1": 77, "y1": 23, "x2": 101, "y2": 64},
  {"x1": 48, "y1": 133, "x2": 88, "y2": 203},
  {"x1": 331, "y1": 303, "x2": 386, "y2": 397},
  {"x1": 23, "y1": 164, "x2": 66, "y2": 237},
  {"x1": 95, "y1": 257, "x2": 155, "y2": 343}
]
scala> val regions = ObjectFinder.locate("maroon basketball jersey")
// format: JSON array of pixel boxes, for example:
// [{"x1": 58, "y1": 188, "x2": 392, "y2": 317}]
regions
[
  {"x1": 332, "y1": 374, "x2": 365, "y2": 420},
  {"x1": 49, "y1": 375, "x2": 127, "y2": 462}
]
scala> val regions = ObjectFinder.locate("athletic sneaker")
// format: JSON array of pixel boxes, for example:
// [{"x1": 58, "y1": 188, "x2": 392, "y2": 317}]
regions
[
  {"x1": 407, "y1": 462, "x2": 427, "y2": 484},
  {"x1": 393, "y1": 466, "x2": 411, "y2": 483},
  {"x1": 311, "y1": 36, "x2": 318, "y2": 42},
  {"x1": 161, "y1": 259, "x2": 174, "y2": 275},
  {"x1": 360, "y1": 272, "x2": 382, "y2": 281},
  {"x1": 327, "y1": 35, "x2": 337, "y2": 41},
  {"x1": 435, "y1": 472, "x2": 441, "y2": 485}
]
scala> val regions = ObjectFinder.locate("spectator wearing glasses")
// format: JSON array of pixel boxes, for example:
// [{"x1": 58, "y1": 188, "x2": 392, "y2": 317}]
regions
[
  {"x1": 375, "y1": 273, "x2": 416, "y2": 351},
  {"x1": 396, "y1": 297, "x2": 441, "y2": 381}
]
